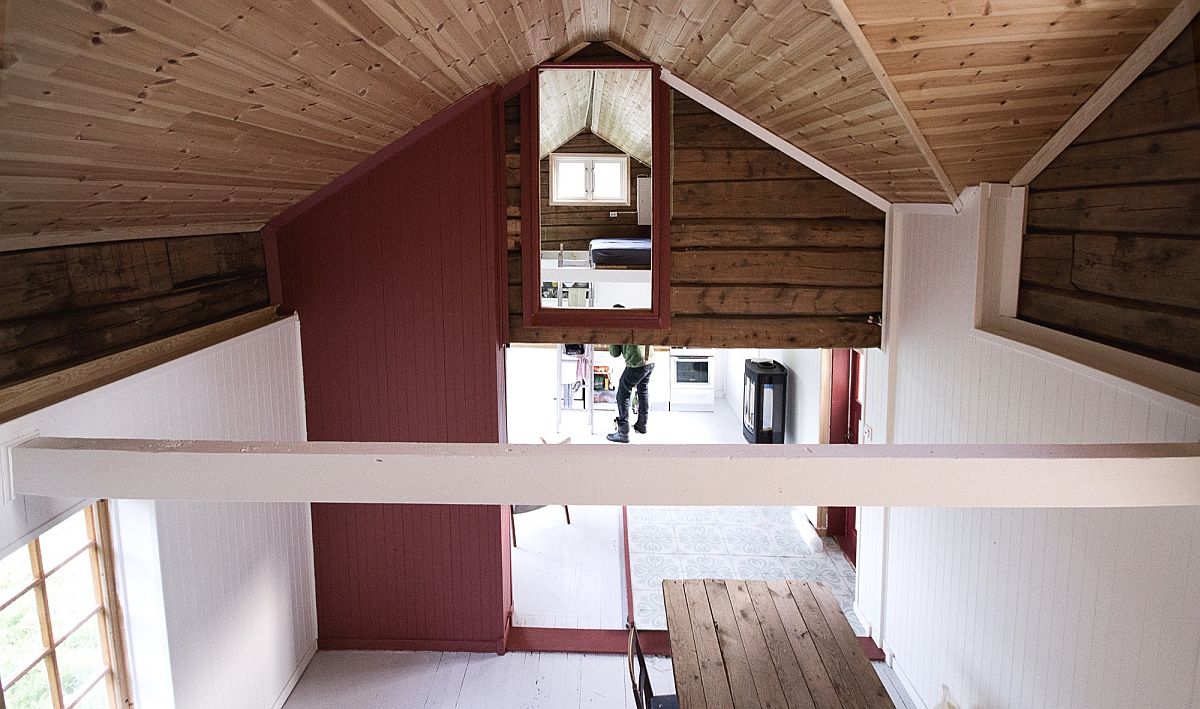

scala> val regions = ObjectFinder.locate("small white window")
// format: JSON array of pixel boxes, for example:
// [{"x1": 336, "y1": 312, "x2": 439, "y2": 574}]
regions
[{"x1": 549, "y1": 154, "x2": 629, "y2": 205}]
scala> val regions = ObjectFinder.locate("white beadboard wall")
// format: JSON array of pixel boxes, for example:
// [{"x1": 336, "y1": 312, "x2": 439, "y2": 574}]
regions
[
  {"x1": 854, "y1": 347, "x2": 889, "y2": 644},
  {"x1": 875, "y1": 192, "x2": 1200, "y2": 708},
  {"x1": 1, "y1": 318, "x2": 316, "y2": 709}
]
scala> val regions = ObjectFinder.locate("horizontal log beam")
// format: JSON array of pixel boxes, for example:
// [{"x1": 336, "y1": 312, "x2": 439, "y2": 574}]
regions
[{"x1": 12, "y1": 438, "x2": 1200, "y2": 508}]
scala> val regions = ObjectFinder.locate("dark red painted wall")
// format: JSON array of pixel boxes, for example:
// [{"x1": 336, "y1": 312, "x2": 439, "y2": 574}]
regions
[{"x1": 266, "y1": 89, "x2": 512, "y2": 651}]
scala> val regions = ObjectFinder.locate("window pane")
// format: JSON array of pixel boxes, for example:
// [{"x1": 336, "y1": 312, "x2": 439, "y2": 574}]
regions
[
  {"x1": 6, "y1": 658, "x2": 54, "y2": 708},
  {"x1": 46, "y1": 553, "x2": 97, "y2": 641},
  {"x1": 554, "y1": 160, "x2": 587, "y2": 201},
  {"x1": 591, "y1": 160, "x2": 624, "y2": 201},
  {"x1": 71, "y1": 682, "x2": 112, "y2": 709},
  {"x1": 58, "y1": 616, "x2": 106, "y2": 704},
  {"x1": 0, "y1": 545, "x2": 33, "y2": 603},
  {"x1": 0, "y1": 589, "x2": 46, "y2": 681},
  {"x1": 39, "y1": 509, "x2": 89, "y2": 571}
]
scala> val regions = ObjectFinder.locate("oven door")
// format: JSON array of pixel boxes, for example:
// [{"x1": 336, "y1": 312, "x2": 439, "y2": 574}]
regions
[{"x1": 671, "y1": 356, "x2": 712, "y2": 388}]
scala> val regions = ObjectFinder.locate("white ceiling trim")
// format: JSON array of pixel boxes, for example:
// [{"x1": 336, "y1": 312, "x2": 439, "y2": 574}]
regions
[{"x1": 660, "y1": 69, "x2": 891, "y2": 213}]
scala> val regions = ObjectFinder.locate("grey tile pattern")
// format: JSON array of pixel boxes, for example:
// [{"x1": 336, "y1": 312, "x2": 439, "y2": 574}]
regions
[{"x1": 628, "y1": 506, "x2": 866, "y2": 635}]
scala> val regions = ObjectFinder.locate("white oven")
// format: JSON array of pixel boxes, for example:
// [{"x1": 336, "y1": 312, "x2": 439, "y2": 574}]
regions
[{"x1": 668, "y1": 348, "x2": 716, "y2": 411}]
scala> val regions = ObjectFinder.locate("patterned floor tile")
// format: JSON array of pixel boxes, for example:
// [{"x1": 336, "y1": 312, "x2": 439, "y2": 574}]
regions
[
  {"x1": 676, "y1": 554, "x2": 736, "y2": 578},
  {"x1": 626, "y1": 522, "x2": 677, "y2": 553},
  {"x1": 715, "y1": 507, "x2": 763, "y2": 525},
  {"x1": 721, "y1": 525, "x2": 778, "y2": 556},
  {"x1": 729, "y1": 555, "x2": 792, "y2": 579},
  {"x1": 627, "y1": 506, "x2": 864, "y2": 636},
  {"x1": 629, "y1": 553, "x2": 681, "y2": 589},
  {"x1": 627, "y1": 506, "x2": 672, "y2": 524},
  {"x1": 674, "y1": 524, "x2": 727, "y2": 554},
  {"x1": 669, "y1": 507, "x2": 720, "y2": 525}
]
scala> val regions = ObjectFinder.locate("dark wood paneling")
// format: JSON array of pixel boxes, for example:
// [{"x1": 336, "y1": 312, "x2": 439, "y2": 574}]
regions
[
  {"x1": 507, "y1": 92, "x2": 886, "y2": 348},
  {"x1": 673, "y1": 179, "x2": 882, "y2": 220},
  {"x1": 672, "y1": 251, "x2": 884, "y2": 287},
  {"x1": 538, "y1": 130, "x2": 650, "y2": 251},
  {"x1": 508, "y1": 315, "x2": 881, "y2": 348},
  {"x1": 1021, "y1": 18, "x2": 1200, "y2": 372},
  {"x1": 0, "y1": 233, "x2": 268, "y2": 386},
  {"x1": 270, "y1": 92, "x2": 510, "y2": 651}
]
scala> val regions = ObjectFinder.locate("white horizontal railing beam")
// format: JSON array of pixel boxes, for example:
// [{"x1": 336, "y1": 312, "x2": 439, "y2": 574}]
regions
[{"x1": 11, "y1": 438, "x2": 1200, "y2": 508}]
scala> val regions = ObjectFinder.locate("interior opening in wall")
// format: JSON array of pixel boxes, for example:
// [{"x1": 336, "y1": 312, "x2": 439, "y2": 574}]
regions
[
  {"x1": 503, "y1": 343, "x2": 867, "y2": 638},
  {"x1": 0, "y1": 503, "x2": 126, "y2": 709},
  {"x1": 512, "y1": 57, "x2": 670, "y2": 330}
]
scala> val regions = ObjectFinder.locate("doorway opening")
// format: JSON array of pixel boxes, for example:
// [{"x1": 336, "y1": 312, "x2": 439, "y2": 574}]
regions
[{"x1": 503, "y1": 344, "x2": 869, "y2": 644}]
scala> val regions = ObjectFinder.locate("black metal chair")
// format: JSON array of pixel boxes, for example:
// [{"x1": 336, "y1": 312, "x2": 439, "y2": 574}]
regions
[{"x1": 627, "y1": 624, "x2": 679, "y2": 709}]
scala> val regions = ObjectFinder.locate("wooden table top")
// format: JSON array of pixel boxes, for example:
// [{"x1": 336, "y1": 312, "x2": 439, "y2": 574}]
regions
[{"x1": 662, "y1": 579, "x2": 894, "y2": 709}]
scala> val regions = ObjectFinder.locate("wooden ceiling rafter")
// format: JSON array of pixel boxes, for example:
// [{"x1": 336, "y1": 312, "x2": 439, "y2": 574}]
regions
[
  {"x1": 826, "y1": 0, "x2": 961, "y2": 206},
  {"x1": 843, "y1": 0, "x2": 1185, "y2": 194},
  {"x1": 3, "y1": 0, "x2": 1195, "y2": 246}
]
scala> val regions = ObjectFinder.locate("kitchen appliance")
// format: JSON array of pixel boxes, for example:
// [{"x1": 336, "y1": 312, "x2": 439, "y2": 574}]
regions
[
  {"x1": 668, "y1": 347, "x2": 716, "y2": 412},
  {"x1": 743, "y1": 359, "x2": 787, "y2": 443}
]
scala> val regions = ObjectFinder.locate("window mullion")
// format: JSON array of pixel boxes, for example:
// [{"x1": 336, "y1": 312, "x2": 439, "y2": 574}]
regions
[
  {"x1": 91, "y1": 501, "x2": 129, "y2": 707},
  {"x1": 30, "y1": 539, "x2": 67, "y2": 709}
]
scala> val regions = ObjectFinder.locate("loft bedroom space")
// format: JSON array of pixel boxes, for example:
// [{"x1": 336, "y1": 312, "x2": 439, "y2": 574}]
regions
[{"x1": 0, "y1": 2, "x2": 1198, "y2": 709}]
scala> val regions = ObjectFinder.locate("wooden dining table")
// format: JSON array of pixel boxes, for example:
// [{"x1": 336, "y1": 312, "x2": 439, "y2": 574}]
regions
[{"x1": 662, "y1": 579, "x2": 894, "y2": 709}]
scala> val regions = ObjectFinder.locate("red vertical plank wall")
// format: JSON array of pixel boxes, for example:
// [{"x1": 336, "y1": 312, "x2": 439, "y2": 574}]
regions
[{"x1": 267, "y1": 89, "x2": 511, "y2": 652}]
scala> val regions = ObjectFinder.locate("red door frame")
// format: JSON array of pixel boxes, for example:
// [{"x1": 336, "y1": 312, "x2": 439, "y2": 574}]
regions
[{"x1": 826, "y1": 349, "x2": 861, "y2": 566}]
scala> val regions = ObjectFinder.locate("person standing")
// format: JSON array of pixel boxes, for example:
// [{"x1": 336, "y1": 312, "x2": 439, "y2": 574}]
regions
[{"x1": 606, "y1": 344, "x2": 654, "y2": 443}]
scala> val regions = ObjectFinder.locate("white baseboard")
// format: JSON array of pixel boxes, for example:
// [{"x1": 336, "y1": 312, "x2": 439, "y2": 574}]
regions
[{"x1": 271, "y1": 641, "x2": 318, "y2": 709}]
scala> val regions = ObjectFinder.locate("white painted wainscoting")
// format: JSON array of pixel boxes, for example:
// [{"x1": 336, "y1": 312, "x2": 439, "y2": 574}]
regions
[
  {"x1": 868, "y1": 192, "x2": 1200, "y2": 708},
  {"x1": 1, "y1": 318, "x2": 316, "y2": 709}
]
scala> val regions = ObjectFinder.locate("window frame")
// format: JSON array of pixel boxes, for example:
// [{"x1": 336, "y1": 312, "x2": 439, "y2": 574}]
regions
[
  {"x1": 548, "y1": 153, "x2": 630, "y2": 206},
  {"x1": 0, "y1": 502, "x2": 127, "y2": 709},
  {"x1": 512, "y1": 60, "x2": 671, "y2": 331}
]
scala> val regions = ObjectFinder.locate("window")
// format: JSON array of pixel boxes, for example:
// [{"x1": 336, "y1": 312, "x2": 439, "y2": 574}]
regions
[
  {"x1": 549, "y1": 154, "x2": 629, "y2": 205},
  {"x1": 0, "y1": 504, "x2": 124, "y2": 709}
]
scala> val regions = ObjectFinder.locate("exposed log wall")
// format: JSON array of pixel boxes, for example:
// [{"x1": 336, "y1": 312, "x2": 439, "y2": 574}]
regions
[
  {"x1": 0, "y1": 233, "x2": 269, "y2": 387},
  {"x1": 538, "y1": 131, "x2": 650, "y2": 252},
  {"x1": 1020, "y1": 18, "x2": 1200, "y2": 372},
  {"x1": 507, "y1": 92, "x2": 886, "y2": 348}
]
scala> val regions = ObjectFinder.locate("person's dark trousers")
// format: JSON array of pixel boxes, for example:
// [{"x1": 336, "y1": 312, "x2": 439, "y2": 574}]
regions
[{"x1": 615, "y1": 363, "x2": 654, "y2": 433}]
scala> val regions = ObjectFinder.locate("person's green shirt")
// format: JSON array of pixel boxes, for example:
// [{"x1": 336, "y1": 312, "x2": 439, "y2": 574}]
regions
[{"x1": 608, "y1": 344, "x2": 651, "y2": 368}]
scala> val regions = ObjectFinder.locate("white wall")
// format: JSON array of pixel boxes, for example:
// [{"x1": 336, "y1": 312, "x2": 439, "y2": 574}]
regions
[
  {"x1": 1, "y1": 318, "x2": 316, "y2": 709},
  {"x1": 722, "y1": 348, "x2": 823, "y2": 444},
  {"x1": 873, "y1": 192, "x2": 1200, "y2": 708}
]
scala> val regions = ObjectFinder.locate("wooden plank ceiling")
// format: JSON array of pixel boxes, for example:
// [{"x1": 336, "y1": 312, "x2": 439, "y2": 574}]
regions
[
  {"x1": 538, "y1": 67, "x2": 652, "y2": 163},
  {"x1": 842, "y1": 0, "x2": 1181, "y2": 194},
  {"x1": 0, "y1": 0, "x2": 1184, "y2": 247}
]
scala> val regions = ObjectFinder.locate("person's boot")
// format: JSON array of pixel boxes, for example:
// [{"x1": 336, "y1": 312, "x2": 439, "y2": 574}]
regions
[
  {"x1": 606, "y1": 420, "x2": 630, "y2": 443},
  {"x1": 633, "y1": 418, "x2": 647, "y2": 434}
]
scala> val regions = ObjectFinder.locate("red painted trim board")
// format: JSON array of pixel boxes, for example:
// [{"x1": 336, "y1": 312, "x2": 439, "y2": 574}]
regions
[
  {"x1": 266, "y1": 85, "x2": 497, "y2": 234},
  {"x1": 506, "y1": 627, "x2": 672, "y2": 656},
  {"x1": 858, "y1": 636, "x2": 886, "y2": 661},
  {"x1": 319, "y1": 637, "x2": 504, "y2": 653}
]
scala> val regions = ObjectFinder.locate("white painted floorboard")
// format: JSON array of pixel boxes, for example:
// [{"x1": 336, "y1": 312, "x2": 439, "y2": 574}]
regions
[
  {"x1": 283, "y1": 651, "x2": 917, "y2": 708},
  {"x1": 281, "y1": 650, "x2": 671, "y2": 708}
]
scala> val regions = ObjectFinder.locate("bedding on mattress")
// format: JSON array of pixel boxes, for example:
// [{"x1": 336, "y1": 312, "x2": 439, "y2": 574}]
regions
[{"x1": 589, "y1": 238, "x2": 652, "y2": 267}]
